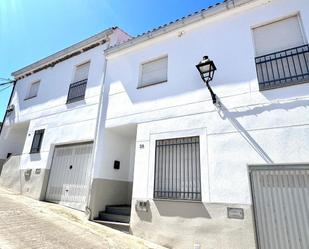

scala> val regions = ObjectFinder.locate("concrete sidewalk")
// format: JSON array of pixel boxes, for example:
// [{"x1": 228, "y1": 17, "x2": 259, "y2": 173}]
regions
[{"x1": 0, "y1": 188, "x2": 165, "y2": 249}]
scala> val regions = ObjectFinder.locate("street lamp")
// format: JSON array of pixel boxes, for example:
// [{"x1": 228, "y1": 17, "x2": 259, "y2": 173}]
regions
[{"x1": 196, "y1": 56, "x2": 218, "y2": 104}]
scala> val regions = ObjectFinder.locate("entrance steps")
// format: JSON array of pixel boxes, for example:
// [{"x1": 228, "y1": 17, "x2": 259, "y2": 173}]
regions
[{"x1": 94, "y1": 205, "x2": 131, "y2": 233}]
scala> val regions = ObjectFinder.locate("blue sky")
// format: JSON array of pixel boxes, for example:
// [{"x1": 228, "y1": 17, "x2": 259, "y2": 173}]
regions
[{"x1": 0, "y1": 0, "x2": 220, "y2": 120}]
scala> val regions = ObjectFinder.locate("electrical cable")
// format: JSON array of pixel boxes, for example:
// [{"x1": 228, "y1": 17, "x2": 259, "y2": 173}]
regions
[
  {"x1": 0, "y1": 85, "x2": 12, "y2": 93},
  {"x1": 0, "y1": 81, "x2": 14, "y2": 86}
]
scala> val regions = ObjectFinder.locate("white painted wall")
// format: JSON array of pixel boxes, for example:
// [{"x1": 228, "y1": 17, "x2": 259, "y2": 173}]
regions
[
  {"x1": 0, "y1": 122, "x2": 29, "y2": 158},
  {"x1": 93, "y1": 0, "x2": 309, "y2": 206},
  {"x1": 0, "y1": 30, "x2": 131, "y2": 171},
  {"x1": 94, "y1": 129, "x2": 135, "y2": 181},
  {"x1": 14, "y1": 43, "x2": 106, "y2": 170}
]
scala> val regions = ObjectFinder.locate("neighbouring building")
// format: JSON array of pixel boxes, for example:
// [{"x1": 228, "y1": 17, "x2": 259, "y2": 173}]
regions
[
  {"x1": 0, "y1": 0, "x2": 309, "y2": 248},
  {"x1": 90, "y1": 0, "x2": 309, "y2": 248},
  {"x1": 0, "y1": 27, "x2": 130, "y2": 209}
]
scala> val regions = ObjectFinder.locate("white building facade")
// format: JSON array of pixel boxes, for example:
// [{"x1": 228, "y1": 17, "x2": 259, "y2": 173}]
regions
[
  {"x1": 0, "y1": 27, "x2": 130, "y2": 210},
  {"x1": 91, "y1": 0, "x2": 309, "y2": 248}
]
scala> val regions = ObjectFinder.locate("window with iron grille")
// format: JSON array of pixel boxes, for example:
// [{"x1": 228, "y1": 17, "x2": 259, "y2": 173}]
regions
[
  {"x1": 154, "y1": 136, "x2": 201, "y2": 201},
  {"x1": 67, "y1": 61, "x2": 90, "y2": 103},
  {"x1": 253, "y1": 16, "x2": 309, "y2": 90},
  {"x1": 30, "y1": 129, "x2": 45, "y2": 154}
]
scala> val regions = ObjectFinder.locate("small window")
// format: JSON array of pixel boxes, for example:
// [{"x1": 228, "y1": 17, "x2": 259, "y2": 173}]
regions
[
  {"x1": 67, "y1": 61, "x2": 90, "y2": 103},
  {"x1": 26, "y1": 81, "x2": 40, "y2": 99},
  {"x1": 30, "y1": 129, "x2": 45, "y2": 154},
  {"x1": 139, "y1": 56, "x2": 168, "y2": 88},
  {"x1": 154, "y1": 136, "x2": 201, "y2": 201}
]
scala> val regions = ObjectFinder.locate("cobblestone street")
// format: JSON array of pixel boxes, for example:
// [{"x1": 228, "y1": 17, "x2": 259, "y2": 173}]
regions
[{"x1": 0, "y1": 188, "x2": 163, "y2": 249}]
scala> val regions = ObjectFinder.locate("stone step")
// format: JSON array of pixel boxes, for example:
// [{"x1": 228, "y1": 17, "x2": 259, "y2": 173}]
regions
[
  {"x1": 99, "y1": 212, "x2": 130, "y2": 223},
  {"x1": 105, "y1": 205, "x2": 131, "y2": 216},
  {"x1": 93, "y1": 219, "x2": 130, "y2": 233}
]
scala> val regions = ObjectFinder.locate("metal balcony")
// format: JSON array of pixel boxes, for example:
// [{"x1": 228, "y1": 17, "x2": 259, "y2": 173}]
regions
[
  {"x1": 66, "y1": 79, "x2": 87, "y2": 104},
  {"x1": 255, "y1": 44, "x2": 309, "y2": 90}
]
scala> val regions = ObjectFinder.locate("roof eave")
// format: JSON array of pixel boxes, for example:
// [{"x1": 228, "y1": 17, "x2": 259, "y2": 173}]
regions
[
  {"x1": 12, "y1": 27, "x2": 116, "y2": 78},
  {"x1": 106, "y1": 0, "x2": 257, "y2": 56}
]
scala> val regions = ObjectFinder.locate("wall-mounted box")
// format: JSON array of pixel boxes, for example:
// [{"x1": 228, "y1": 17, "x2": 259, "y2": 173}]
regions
[
  {"x1": 135, "y1": 200, "x2": 148, "y2": 212},
  {"x1": 227, "y1": 207, "x2": 244, "y2": 219}
]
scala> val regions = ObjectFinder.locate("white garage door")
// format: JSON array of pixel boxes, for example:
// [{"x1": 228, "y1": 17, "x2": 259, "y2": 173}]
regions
[
  {"x1": 250, "y1": 165, "x2": 309, "y2": 249},
  {"x1": 46, "y1": 142, "x2": 93, "y2": 211}
]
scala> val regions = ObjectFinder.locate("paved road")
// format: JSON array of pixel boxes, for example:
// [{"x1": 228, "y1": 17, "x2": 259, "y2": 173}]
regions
[{"x1": 0, "y1": 189, "x2": 162, "y2": 249}]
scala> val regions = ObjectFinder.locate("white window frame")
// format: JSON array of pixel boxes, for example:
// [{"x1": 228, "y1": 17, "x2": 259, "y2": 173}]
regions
[
  {"x1": 138, "y1": 55, "x2": 168, "y2": 88},
  {"x1": 72, "y1": 60, "x2": 91, "y2": 83},
  {"x1": 25, "y1": 80, "x2": 40, "y2": 100},
  {"x1": 148, "y1": 128, "x2": 209, "y2": 202},
  {"x1": 251, "y1": 13, "x2": 307, "y2": 57},
  {"x1": 66, "y1": 60, "x2": 90, "y2": 104}
]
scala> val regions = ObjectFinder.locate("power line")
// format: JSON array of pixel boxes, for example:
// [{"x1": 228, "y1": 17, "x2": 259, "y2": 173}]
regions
[
  {"x1": 0, "y1": 78, "x2": 11, "y2": 81},
  {"x1": 0, "y1": 81, "x2": 15, "y2": 86},
  {"x1": 0, "y1": 85, "x2": 12, "y2": 93}
]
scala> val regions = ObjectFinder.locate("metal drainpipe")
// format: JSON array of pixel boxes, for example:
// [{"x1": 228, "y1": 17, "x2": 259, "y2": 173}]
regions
[
  {"x1": 85, "y1": 37, "x2": 111, "y2": 220},
  {"x1": 0, "y1": 80, "x2": 16, "y2": 135}
]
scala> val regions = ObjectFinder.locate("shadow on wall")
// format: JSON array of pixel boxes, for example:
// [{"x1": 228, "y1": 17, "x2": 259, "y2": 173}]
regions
[
  {"x1": 216, "y1": 96, "x2": 309, "y2": 164},
  {"x1": 30, "y1": 153, "x2": 42, "y2": 162},
  {"x1": 155, "y1": 200, "x2": 211, "y2": 218},
  {"x1": 223, "y1": 98, "x2": 309, "y2": 118},
  {"x1": 217, "y1": 101, "x2": 274, "y2": 164},
  {"x1": 136, "y1": 200, "x2": 211, "y2": 223}
]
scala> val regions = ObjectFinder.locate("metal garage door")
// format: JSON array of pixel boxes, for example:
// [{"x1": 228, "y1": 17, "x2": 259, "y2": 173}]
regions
[
  {"x1": 46, "y1": 142, "x2": 93, "y2": 211},
  {"x1": 250, "y1": 165, "x2": 309, "y2": 249}
]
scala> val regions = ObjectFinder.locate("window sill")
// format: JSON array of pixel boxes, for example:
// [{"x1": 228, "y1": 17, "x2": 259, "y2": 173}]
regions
[
  {"x1": 153, "y1": 198, "x2": 202, "y2": 203},
  {"x1": 66, "y1": 98, "x2": 85, "y2": 105},
  {"x1": 137, "y1": 80, "x2": 167, "y2": 89},
  {"x1": 24, "y1": 96, "x2": 37, "y2": 101},
  {"x1": 29, "y1": 151, "x2": 40, "y2": 154}
]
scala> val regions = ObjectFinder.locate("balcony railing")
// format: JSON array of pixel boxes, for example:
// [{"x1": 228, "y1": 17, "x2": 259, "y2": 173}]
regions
[
  {"x1": 255, "y1": 44, "x2": 309, "y2": 90},
  {"x1": 67, "y1": 79, "x2": 87, "y2": 104}
]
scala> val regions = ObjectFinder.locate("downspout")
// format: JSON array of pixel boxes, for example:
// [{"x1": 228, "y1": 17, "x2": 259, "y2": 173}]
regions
[
  {"x1": 0, "y1": 80, "x2": 16, "y2": 135},
  {"x1": 85, "y1": 36, "x2": 112, "y2": 220}
]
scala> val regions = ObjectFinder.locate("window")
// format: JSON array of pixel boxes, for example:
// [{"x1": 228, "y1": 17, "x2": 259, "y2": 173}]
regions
[
  {"x1": 253, "y1": 16, "x2": 305, "y2": 56},
  {"x1": 139, "y1": 56, "x2": 168, "y2": 88},
  {"x1": 253, "y1": 16, "x2": 309, "y2": 90},
  {"x1": 30, "y1": 129, "x2": 44, "y2": 154},
  {"x1": 67, "y1": 61, "x2": 90, "y2": 103},
  {"x1": 154, "y1": 136, "x2": 201, "y2": 201},
  {"x1": 26, "y1": 81, "x2": 40, "y2": 99}
]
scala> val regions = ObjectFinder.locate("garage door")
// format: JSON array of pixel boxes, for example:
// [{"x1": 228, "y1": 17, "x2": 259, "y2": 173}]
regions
[
  {"x1": 46, "y1": 142, "x2": 93, "y2": 211},
  {"x1": 250, "y1": 165, "x2": 309, "y2": 249}
]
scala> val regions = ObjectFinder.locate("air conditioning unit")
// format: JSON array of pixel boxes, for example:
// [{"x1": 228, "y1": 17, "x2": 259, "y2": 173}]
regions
[{"x1": 6, "y1": 104, "x2": 14, "y2": 114}]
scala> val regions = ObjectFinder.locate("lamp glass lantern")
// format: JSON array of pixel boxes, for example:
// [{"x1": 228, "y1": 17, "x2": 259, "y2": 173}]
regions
[{"x1": 196, "y1": 56, "x2": 217, "y2": 84}]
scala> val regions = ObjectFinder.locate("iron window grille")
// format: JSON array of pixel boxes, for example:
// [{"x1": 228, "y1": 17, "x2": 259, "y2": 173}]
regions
[
  {"x1": 255, "y1": 44, "x2": 309, "y2": 90},
  {"x1": 66, "y1": 79, "x2": 87, "y2": 104},
  {"x1": 30, "y1": 129, "x2": 45, "y2": 154},
  {"x1": 154, "y1": 136, "x2": 201, "y2": 201}
]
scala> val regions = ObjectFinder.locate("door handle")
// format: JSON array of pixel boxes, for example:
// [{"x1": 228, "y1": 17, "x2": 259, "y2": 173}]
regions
[{"x1": 69, "y1": 165, "x2": 73, "y2": 169}]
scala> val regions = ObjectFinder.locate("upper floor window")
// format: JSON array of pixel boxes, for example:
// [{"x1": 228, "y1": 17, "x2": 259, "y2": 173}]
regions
[
  {"x1": 253, "y1": 15, "x2": 309, "y2": 90},
  {"x1": 67, "y1": 61, "x2": 90, "y2": 103},
  {"x1": 26, "y1": 80, "x2": 40, "y2": 100},
  {"x1": 30, "y1": 129, "x2": 45, "y2": 154},
  {"x1": 153, "y1": 136, "x2": 201, "y2": 201},
  {"x1": 138, "y1": 56, "x2": 168, "y2": 88}
]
